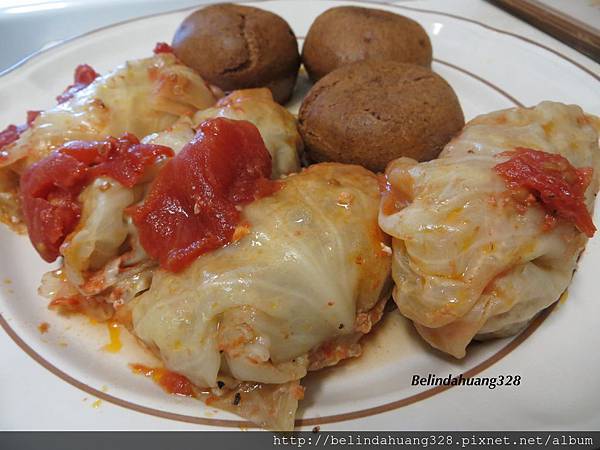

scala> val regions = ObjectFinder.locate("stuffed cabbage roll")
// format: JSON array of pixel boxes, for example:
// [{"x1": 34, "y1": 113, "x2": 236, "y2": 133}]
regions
[
  {"x1": 34, "y1": 90, "x2": 303, "y2": 313},
  {"x1": 57, "y1": 88, "x2": 302, "y2": 294},
  {"x1": 24, "y1": 133, "x2": 173, "y2": 315},
  {"x1": 144, "y1": 88, "x2": 303, "y2": 178},
  {"x1": 128, "y1": 163, "x2": 392, "y2": 429},
  {"x1": 0, "y1": 52, "x2": 217, "y2": 229},
  {"x1": 379, "y1": 101, "x2": 600, "y2": 358}
]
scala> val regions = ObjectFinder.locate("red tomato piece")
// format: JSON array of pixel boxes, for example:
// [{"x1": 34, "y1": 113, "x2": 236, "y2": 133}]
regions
[
  {"x1": 20, "y1": 153, "x2": 88, "y2": 261},
  {"x1": 21, "y1": 135, "x2": 173, "y2": 262},
  {"x1": 0, "y1": 111, "x2": 41, "y2": 156},
  {"x1": 494, "y1": 147, "x2": 595, "y2": 237},
  {"x1": 153, "y1": 42, "x2": 174, "y2": 54},
  {"x1": 61, "y1": 134, "x2": 174, "y2": 188},
  {"x1": 26, "y1": 110, "x2": 41, "y2": 126},
  {"x1": 56, "y1": 64, "x2": 99, "y2": 104},
  {"x1": 131, "y1": 117, "x2": 277, "y2": 272},
  {"x1": 0, "y1": 125, "x2": 22, "y2": 154}
]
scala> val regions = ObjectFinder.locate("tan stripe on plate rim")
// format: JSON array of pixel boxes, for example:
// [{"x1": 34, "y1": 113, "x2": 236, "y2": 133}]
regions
[{"x1": 0, "y1": 304, "x2": 556, "y2": 428}]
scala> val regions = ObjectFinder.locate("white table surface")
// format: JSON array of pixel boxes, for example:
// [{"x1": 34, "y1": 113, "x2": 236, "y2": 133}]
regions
[{"x1": 0, "y1": 0, "x2": 599, "y2": 431}]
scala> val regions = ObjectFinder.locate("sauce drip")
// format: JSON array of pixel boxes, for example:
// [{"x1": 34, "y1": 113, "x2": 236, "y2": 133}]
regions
[
  {"x1": 21, "y1": 134, "x2": 173, "y2": 262},
  {"x1": 131, "y1": 118, "x2": 278, "y2": 273},
  {"x1": 102, "y1": 321, "x2": 122, "y2": 353},
  {"x1": 130, "y1": 364, "x2": 195, "y2": 397},
  {"x1": 494, "y1": 147, "x2": 595, "y2": 237}
]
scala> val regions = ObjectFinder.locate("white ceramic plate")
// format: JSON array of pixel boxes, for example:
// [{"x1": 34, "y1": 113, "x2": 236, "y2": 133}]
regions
[{"x1": 1, "y1": 0, "x2": 599, "y2": 430}]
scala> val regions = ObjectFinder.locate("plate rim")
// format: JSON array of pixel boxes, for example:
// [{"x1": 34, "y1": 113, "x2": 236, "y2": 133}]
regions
[
  {"x1": 0, "y1": 0, "x2": 585, "y2": 429},
  {"x1": 0, "y1": 305, "x2": 556, "y2": 428}
]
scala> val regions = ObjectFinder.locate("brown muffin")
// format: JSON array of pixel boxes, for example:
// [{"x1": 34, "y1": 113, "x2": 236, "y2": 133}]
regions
[
  {"x1": 298, "y1": 61, "x2": 465, "y2": 172},
  {"x1": 172, "y1": 4, "x2": 300, "y2": 104},
  {"x1": 302, "y1": 6, "x2": 432, "y2": 82}
]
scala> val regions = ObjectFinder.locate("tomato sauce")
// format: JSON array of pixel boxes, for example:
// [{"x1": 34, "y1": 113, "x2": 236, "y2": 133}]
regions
[
  {"x1": 21, "y1": 134, "x2": 173, "y2": 262},
  {"x1": 38, "y1": 322, "x2": 50, "y2": 334},
  {"x1": 131, "y1": 118, "x2": 278, "y2": 273},
  {"x1": 130, "y1": 364, "x2": 195, "y2": 397},
  {"x1": 48, "y1": 294, "x2": 114, "y2": 321},
  {"x1": 494, "y1": 147, "x2": 595, "y2": 237}
]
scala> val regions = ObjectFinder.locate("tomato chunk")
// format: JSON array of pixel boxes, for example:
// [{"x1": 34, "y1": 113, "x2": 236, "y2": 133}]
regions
[
  {"x1": 60, "y1": 134, "x2": 174, "y2": 188},
  {"x1": 494, "y1": 147, "x2": 595, "y2": 237},
  {"x1": 153, "y1": 42, "x2": 174, "y2": 54},
  {"x1": 0, "y1": 111, "x2": 41, "y2": 157},
  {"x1": 21, "y1": 135, "x2": 173, "y2": 262},
  {"x1": 0, "y1": 125, "x2": 22, "y2": 154},
  {"x1": 56, "y1": 64, "x2": 99, "y2": 104},
  {"x1": 131, "y1": 118, "x2": 277, "y2": 272}
]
